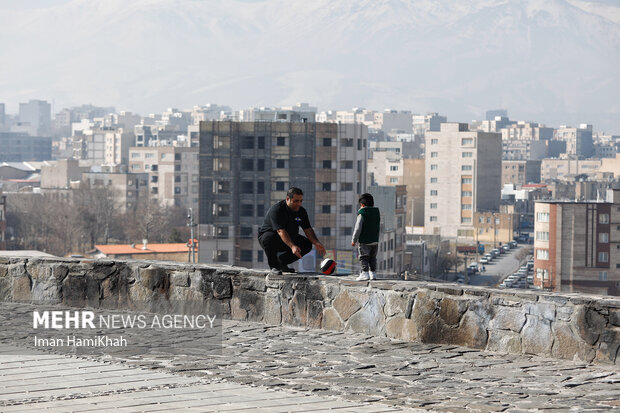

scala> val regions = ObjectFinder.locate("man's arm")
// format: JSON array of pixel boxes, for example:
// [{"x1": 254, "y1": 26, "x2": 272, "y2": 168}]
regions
[
  {"x1": 351, "y1": 214, "x2": 364, "y2": 246},
  {"x1": 303, "y1": 227, "x2": 326, "y2": 256},
  {"x1": 276, "y1": 229, "x2": 302, "y2": 258}
]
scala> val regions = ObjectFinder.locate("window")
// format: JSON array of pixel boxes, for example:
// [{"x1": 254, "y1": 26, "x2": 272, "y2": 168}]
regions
[
  {"x1": 342, "y1": 138, "x2": 354, "y2": 147},
  {"x1": 341, "y1": 183, "x2": 353, "y2": 191},
  {"x1": 461, "y1": 165, "x2": 472, "y2": 171},
  {"x1": 174, "y1": 187, "x2": 181, "y2": 194},
  {"x1": 341, "y1": 205, "x2": 353, "y2": 213},
  {"x1": 276, "y1": 137, "x2": 286, "y2": 146},
  {"x1": 131, "y1": 153, "x2": 140, "y2": 158},
  {"x1": 537, "y1": 212, "x2": 549, "y2": 222},
  {"x1": 461, "y1": 217, "x2": 472, "y2": 223},
  {"x1": 461, "y1": 177, "x2": 472, "y2": 184},
  {"x1": 462, "y1": 191, "x2": 472, "y2": 197},
  {"x1": 240, "y1": 226, "x2": 253, "y2": 238},
  {"x1": 430, "y1": 216, "x2": 438, "y2": 222},
  {"x1": 174, "y1": 176, "x2": 181, "y2": 183},
  {"x1": 342, "y1": 161, "x2": 353, "y2": 169},
  {"x1": 276, "y1": 159, "x2": 286, "y2": 168},
  {"x1": 240, "y1": 181, "x2": 253, "y2": 194},
  {"x1": 599, "y1": 213, "x2": 609, "y2": 224},
  {"x1": 240, "y1": 204, "x2": 254, "y2": 217},
  {"x1": 256, "y1": 205, "x2": 264, "y2": 217},
  {"x1": 536, "y1": 268, "x2": 550, "y2": 281},
  {"x1": 322, "y1": 160, "x2": 332, "y2": 169},
  {"x1": 257, "y1": 159, "x2": 265, "y2": 171},
  {"x1": 257, "y1": 181, "x2": 264, "y2": 194},
  {"x1": 430, "y1": 152, "x2": 438, "y2": 158},
  {"x1": 145, "y1": 153, "x2": 154, "y2": 158},
  {"x1": 462, "y1": 152, "x2": 473, "y2": 158},
  {"x1": 430, "y1": 190, "x2": 438, "y2": 196},
  {"x1": 430, "y1": 139, "x2": 438, "y2": 144},
  {"x1": 321, "y1": 227, "x2": 331, "y2": 236},
  {"x1": 241, "y1": 159, "x2": 253, "y2": 171},
  {"x1": 322, "y1": 182, "x2": 332, "y2": 191},
  {"x1": 461, "y1": 204, "x2": 472, "y2": 210},
  {"x1": 389, "y1": 177, "x2": 398, "y2": 183},
  {"x1": 430, "y1": 177, "x2": 438, "y2": 183},
  {"x1": 323, "y1": 138, "x2": 332, "y2": 146},
  {"x1": 430, "y1": 164, "x2": 438, "y2": 170},
  {"x1": 275, "y1": 182, "x2": 286, "y2": 191},
  {"x1": 430, "y1": 203, "x2": 437, "y2": 209},
  {"x1": 241, "y1": 136, "x2": 254, "y2": 149},
  {"x1": 240, "y1": 250, "x2": 253, "y2": 262},
  {"x1": 257, "y1": 250, "x2": 264, "y2": 262},
  {"x1": 536, "y1": 231, "x2": 549, "y2": 241},
  {"x1": 215, "y1": 250, "x2": 228, "y2": 262},
  {"x1": 215, "y1": 204, "x2": 230, "y2": 217},
  {"x1": 599, "y1": 271, "x2": 608, "y2": 281},
  {"x1": 598, "y1": 252, "x2": 609, "y2": 262},
  {"x1": 257, "y1": 136, "x2": 265, "y2": 149},
  {"x1": 599, "y1": 233, "x2": 609, "y2": 243},
  {"x1": 389, "y1": 165, "x2": 399, "y2": 172},
  {"x1": 462, "y1": 138, "x2": 473, "y2": 145},
  {"x1": 341, "y1": 227, "x2": 352, "y2": 236},
  {"x1": 536, "y1": 249, "x2": 549, "y2": 260},
  {"x1": 322, "y1": 205, "x2": 331, "y2": 214}
]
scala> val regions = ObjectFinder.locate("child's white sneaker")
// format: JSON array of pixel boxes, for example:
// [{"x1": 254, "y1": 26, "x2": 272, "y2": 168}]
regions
[
  {"x1": 356, "y1": 271, "x2": 370, "y2": 281},
  {"x1": 369, "y1": 271, "x2": 376, "y2": 280}
]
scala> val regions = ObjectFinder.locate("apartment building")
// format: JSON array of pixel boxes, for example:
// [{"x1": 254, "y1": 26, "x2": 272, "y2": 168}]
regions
[
  {"x1": 501, "y1": 160, "x2": 541, "y2": 186},
  {"x1": 412, "y1": 113, "x2": 446, "y2": 138},
  {"x1": 82, "y1": 170, "x2": 149, "y2": 213},
  {"x1": 198, "y1": 121, "x2": 367, "y2": 272},
  {"x1": 424, "y1": 123, "x2": 502, "y2": 239},
  {"x1": 540, "y1": 157, "x2": 602, "y2": 181},
  {"x1": 128, "y1": 146, "x2": 199, "y2": 210},
  {"x1": 533, "y1": 189, "x2": 620, "y2": 296},
  {"x1": 0, "y1": 132, "x2": 52, "y2": 162},
  {"x1": 473, "y1": 211, "x2": 518, "y2": 247},
  {"x1": 556, "y1": 124, "x2": 594, "y2": 158},
  {"x1": 19, "y1": 99, "x2": 51, "y2": 136}
]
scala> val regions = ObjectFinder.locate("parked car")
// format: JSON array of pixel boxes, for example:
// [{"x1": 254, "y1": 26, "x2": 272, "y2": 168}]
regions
[
  {"x1": 479, "y1": 258, "x2": 489, "y2": 265},
  {"x1": 502, "y1": 245, "x2": 510, "y2": 253}
]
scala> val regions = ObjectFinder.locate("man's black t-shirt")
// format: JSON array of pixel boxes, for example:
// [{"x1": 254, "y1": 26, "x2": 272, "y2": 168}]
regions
[{"x1": 258, "y1": 200, "x2": 311, "y2": 238}]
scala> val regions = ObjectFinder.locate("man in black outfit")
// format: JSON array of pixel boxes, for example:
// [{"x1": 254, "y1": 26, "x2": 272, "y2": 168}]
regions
[{"x1": 258, "y1": 187, "x2": 326, "y2": 275}]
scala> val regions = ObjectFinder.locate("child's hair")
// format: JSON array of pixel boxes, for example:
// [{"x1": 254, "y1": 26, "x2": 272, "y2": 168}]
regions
[{"x1": 358, "y1": 193, "x2": 374, "y2": 207}]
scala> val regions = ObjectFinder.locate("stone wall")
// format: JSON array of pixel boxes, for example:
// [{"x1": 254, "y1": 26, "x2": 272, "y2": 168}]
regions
[{"x1": 1, "y1": 257, "x2": 619, "y2": 365}]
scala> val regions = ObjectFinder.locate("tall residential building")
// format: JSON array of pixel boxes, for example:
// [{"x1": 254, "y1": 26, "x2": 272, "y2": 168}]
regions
[
  {"x1": 556, "y1": 124, "x2": 594, "y2": 158},
  {"x1": 82, "y1": 170, "x2": 149, "y2": 213},
  {"x1": 104, "y1": 129, "x2": 135, "y2": 166},
  {"x1": 424, "y1": 123, "x2": 502, "y2": 239},
  {"x1": 479, "y1": 116, "x2": 515, "y2": 133},
  {"x1": 403, "y1": 159, "x2": 425, "y2": 226},
  {"x1": 501, "y1": 160, "x2": 541, "y2": 186},
  {"x1": 128, "y1": 146, "x2": 199, "y2": 210},
  {"x1": 19, "y1": 99, "x2": 51, "y2": 136},
  {"x1": 485, "y1": 109, "x2": 508, "y2": 120},
  {"x1": 540, "y1": 157, "x2": 602, "y2": 181},
  {"x1": 198, "y1": 121, "x2": 367, "y2": 271},
  {"x1": 412, "y1": 113, "x2": 446, "y2": 138},
  {"x1": 533, "y1": 189, "x2": 620, "y2": 296},
  {"x1": 501, "y1": 122, "x2": 556, "y2": 160},
  {"x1": 0, "y1": 132, "x2": 52, "y2": 162},
  {"x1": 40, "y1": 159, "x2": 89, "y2": 189},
  {"x1": 238, "y1": 103, "x2": 316, "y2": 123}
]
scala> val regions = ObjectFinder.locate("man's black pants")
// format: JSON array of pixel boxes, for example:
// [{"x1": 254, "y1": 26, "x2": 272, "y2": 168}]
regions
[{"x1": 258, "y1": 232, "x2": 312, "y2": 269}]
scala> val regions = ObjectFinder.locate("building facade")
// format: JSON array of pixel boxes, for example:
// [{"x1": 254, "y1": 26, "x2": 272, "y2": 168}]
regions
[
  {"x1": 198, "y1": 121, "x2": 367, "y2": 272},
  {"x1": 424, "y1": 123, "x2": 502, "y2": 239},
  {"x1": 533, "y1": 189, "x2": 620, "y2": 296},
  {"x1": 501, "y1": 160, "x2": 541, "y2": 186},
  {"x1": 0, "y1": 132, "x2": 52, "y2": 162}
]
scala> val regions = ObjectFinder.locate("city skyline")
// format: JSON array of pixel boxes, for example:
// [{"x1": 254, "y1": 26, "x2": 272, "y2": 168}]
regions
[{"x1": 1, "y1": 0, "x2": 619, "y2": 134}]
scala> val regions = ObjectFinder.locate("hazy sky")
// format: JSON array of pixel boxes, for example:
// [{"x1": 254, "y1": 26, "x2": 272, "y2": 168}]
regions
[{"x1": 1, "y1": 0, "x2": 619, "y2": 133}]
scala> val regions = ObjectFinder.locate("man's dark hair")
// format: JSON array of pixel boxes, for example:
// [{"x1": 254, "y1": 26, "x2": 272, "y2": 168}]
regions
[
  {"x1": 359, "y1": 193, "x2": 374, "y2": 207},
  {"x1": 287, "y1": 187, "x2": 303, "y2": 199}
]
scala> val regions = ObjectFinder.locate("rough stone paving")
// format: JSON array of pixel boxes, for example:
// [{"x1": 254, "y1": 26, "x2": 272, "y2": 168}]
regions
[{"x1": 1, "y1": 303, "x2": 619, "y2": 412}]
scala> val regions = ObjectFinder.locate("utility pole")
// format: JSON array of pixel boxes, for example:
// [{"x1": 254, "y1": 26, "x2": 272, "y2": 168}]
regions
[{"x1": 187, "y1": 208, "x2": 197, "y2": 263}]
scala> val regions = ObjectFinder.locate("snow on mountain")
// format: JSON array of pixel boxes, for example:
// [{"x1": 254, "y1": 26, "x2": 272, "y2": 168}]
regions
[{"x1": 0, "y1": 0, "x2": 619, "y2": 132}]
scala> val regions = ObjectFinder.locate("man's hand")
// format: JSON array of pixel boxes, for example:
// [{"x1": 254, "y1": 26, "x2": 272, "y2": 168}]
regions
[
  {"x1": 351, "y1": 242, "x2": 355, "y2": 246},
  {"x1": 315, "y1": 242, "x2": 326, "y2": 256},
  {"x1": 291, "y1": 245, "x2": 302, "y2": 258}
]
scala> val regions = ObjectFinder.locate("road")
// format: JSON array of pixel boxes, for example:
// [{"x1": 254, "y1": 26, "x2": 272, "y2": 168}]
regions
[{"x1": 467, "y1": 245, "x2": 530, "y2": 287}]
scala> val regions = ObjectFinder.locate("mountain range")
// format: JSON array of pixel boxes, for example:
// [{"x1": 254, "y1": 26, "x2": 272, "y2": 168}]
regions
[{"x1": 1, "y1": 0, "x2": 619, "y2": 133}]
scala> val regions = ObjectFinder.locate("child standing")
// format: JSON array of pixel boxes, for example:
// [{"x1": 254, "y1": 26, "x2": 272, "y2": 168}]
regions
[{"x1": 351, "y1": 193, "x2": 380, "y2": 281}]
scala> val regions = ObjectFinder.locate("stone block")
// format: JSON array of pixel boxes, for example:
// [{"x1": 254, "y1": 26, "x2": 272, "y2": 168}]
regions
[
  {"x1": 320, "y1": 282, "x2": 340, "y2": 302},
  {"x1": 385, "y1": 317, "x2": 417, "y2": 341},
  {"x1": 0, "y1": 276, "x2": 11, "y2": 301},
  {"x1": 551, "y1": 320, "x2": 596, "y2": 363},
  {"x1": 139, "y1": 267, "x2": 170, "y2": 293},
  {"x1": 322, "y1": 307, "x2": 343, "y2": 331},
  {"x1": 439, "y1": 297, "x2": 467, "y2": 326},
  {"x1": 13, "y1": 273, "x2": 32, "y2": 302},
  {"x1": 263, "y1": 293, "x2": 282, "y2": 326},
  {"x1": 333, "y1": 290, "x2": 363, "y2": 321},
  {"x1": 384, "y1": 293, "x2": 408, "y2": 317},
  {"x1": 231, "y1": 289, "x2": 264, "y2": 322},
  {"x1": 62, "y1": 274, "x2": 87, "y2": 307},
  {"x1": 447, "y1": 309, "x2": 488, "y2": 349},
  {"x1": 436, "y1": 286, "x2": 463, "y2": 296},
  {"x1": 489, "y1": 306, "x2": 526, "y2": 333},
  {"x1": 31, "y1": 278, "x2": 61, "y2": 303},
  {"x1": 346, "y1": 293, "x2": 386, "y2": 336},
  {"x1": 171, "y1": 271, "x2": 190, "y2": 287},
  {"x1": 572, "y1": 306, "x2": 605, "y2": 346},
  {"x1": 236, "y1": 275, "x2": 266, "y2": 292},
  {"x1": 212, "y1": 276, "x2": 232, "y2": 299},
  {"x1": 557, "y1": 305, "x2": 573, "y2": 322},
  {"x1": 595, "y1": 329, "x2": 620, "y2": 365},
  {"x1": 611, "y1": 309, "x2": 620, "y2": 327},
  {"x1": 486, "y1": 329, "x2": 522, "y2": 354},
  {"x1": 524, "y1": 302, "x2": 556, "y2": 321},
  {"x1": 307, "y1": 300, "x2": 324, "y2": 329},
  {"x1": 283, "y1": 290, "x2": 306, "y2": 327},
  {"x1": 305, "y1": 281, "x2": 325, "y2": 301},
  {"x1": 522, "y1": 316, "x2": 553, "y2": 356}
]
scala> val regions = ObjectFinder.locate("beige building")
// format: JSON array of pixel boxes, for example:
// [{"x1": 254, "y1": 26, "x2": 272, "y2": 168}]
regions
[
  {"x1": 403, "y1": 159, "x2": 425, "y2": 226},
  {"x1": 555, "y1": 124, "x2": 594, "y2": 158},
  {"x1": 424, "y1": 123, "x2": 502, "y2": 239},
  {"x1": 501, "y1": 160, "x2": 541, "y2": 186},
  {"x1": 533, "y1": 189, "x2": 620, "y2": 296},
  {"x1": 128, "y1": 146, "x2": 199, "y2": 210},
  {"x1": 473, "y1": 211, "x2": 518, "y2": 247},
  {"x1": 40, "y1": 159, "x2": 89, "y2": 189},
  {"x1": 82, "y1": 170, "x2": 149, "y2": 213},
  {"x1": 540, "y1": 157, "x2": 602, "y2": 181}
]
